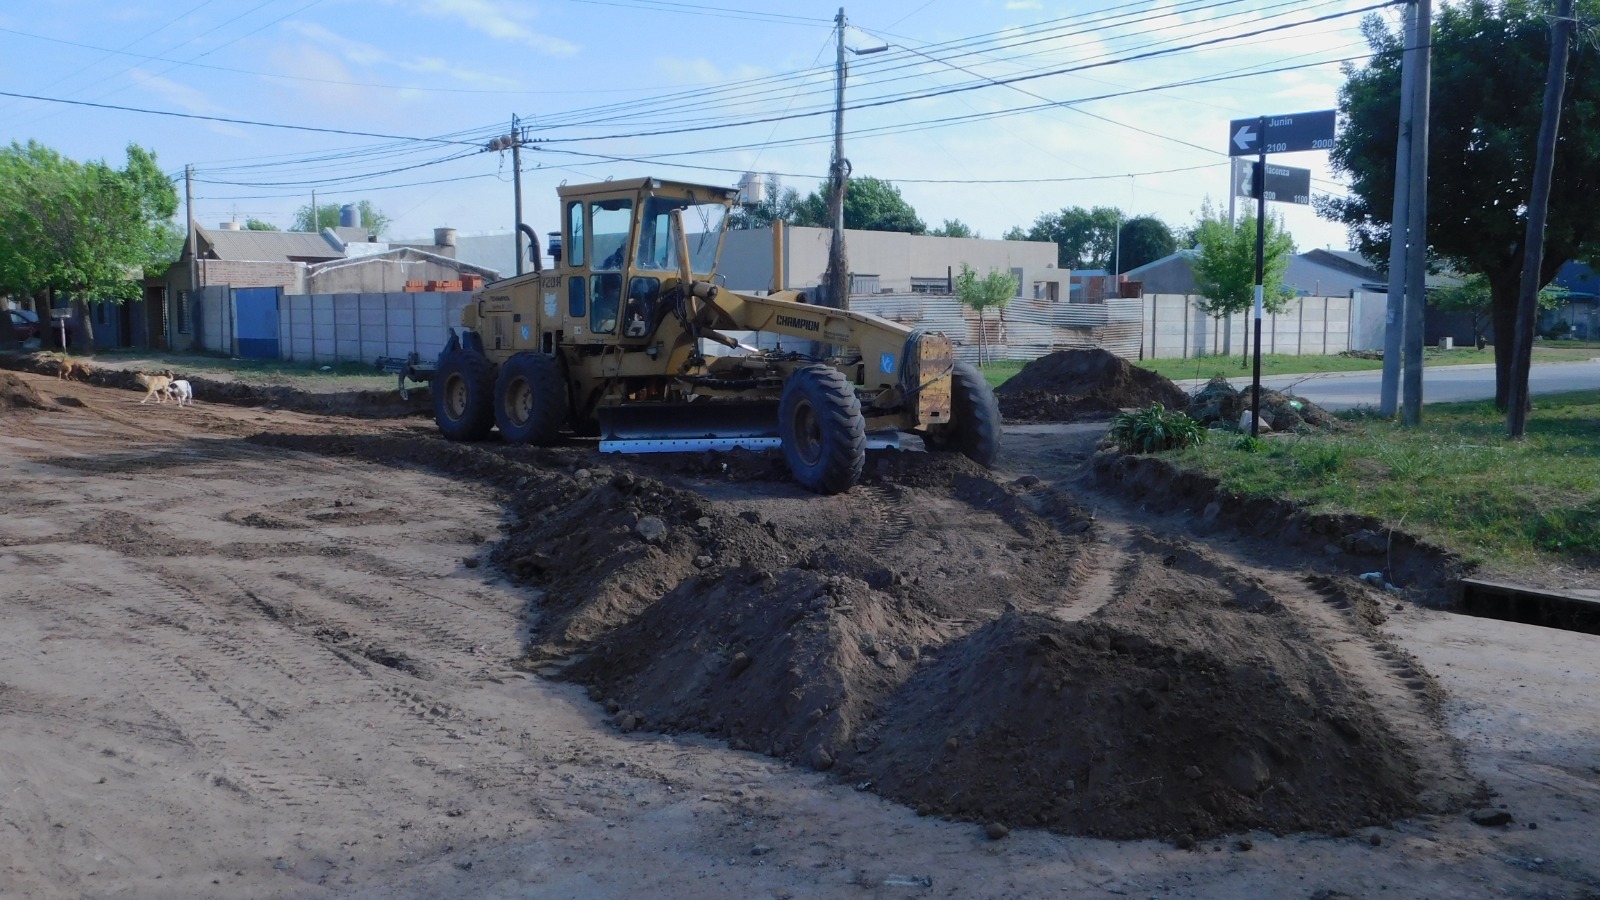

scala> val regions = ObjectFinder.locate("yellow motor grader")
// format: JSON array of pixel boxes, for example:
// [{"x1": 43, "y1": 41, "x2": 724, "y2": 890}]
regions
[{"x1": 426, "y1": 176, "x2": 998, "y2": 493}]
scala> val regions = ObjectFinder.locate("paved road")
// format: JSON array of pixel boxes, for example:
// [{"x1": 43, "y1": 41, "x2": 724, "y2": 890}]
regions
[{"x1": 1177, "y1": 360, "x2": 1600, "y2": 411}]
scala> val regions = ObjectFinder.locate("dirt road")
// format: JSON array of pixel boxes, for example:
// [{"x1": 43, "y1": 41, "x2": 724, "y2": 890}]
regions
[{"x1": 1, "y1": 374, "x2": 1597, "y2": 898}]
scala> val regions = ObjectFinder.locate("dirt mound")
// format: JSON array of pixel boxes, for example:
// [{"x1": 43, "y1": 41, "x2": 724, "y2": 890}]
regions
[
  {"x1": 0, "y1": 373, "x2": 47, "y2": 411},
  {"x1": 851, "y1": 534, "x2": 1424, "y2": 838},
  {"x1": 1186, "y1": 376, "x2": 1341, "y2": 433},
  {"x1": 0, "y1": 353, "x2": 427, "y2": 419},
  {"x1": 254, "y1": 429, "x2": 1443, "y2": 840},
  {"x1": 997, "y1": 350, "x2": 1186, "y2": 423}
]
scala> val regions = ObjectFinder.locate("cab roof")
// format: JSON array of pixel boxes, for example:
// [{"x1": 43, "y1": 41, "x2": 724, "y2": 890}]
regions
[{"x1": 556, "y1": 176, "x2": 739, "y2": 202}]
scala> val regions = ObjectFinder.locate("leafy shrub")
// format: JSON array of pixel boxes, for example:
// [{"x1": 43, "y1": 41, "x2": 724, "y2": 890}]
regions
[
  {"x1": 1232, "y1": 434, "x2": 1266, "y2": 453},
  {"x1": 1290, "y1": 442, "x2": 1348, "y2": 476},
  {"x1": 1108, "y1": 404, "x2": 1206, "y2": 454}
]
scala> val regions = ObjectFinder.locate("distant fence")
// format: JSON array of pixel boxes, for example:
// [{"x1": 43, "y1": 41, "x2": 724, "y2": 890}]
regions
[
  {"x1": 1139, "y1": 293, "x2": 1353, "y2": 359},
  {"x1": 850, "y1": 294, "x2": 1144, "y2": 362},
  {"x1": 277, "y1": 292, "x2": 472, "y2": 364}
]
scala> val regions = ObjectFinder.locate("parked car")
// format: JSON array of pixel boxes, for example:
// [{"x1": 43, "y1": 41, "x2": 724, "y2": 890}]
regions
[
  {"x1": 13, "y1": 308, "x2": 74, "y2": 348},
  {"x1": 6, "y1": 309, "x2": 39, "y2": 343}
]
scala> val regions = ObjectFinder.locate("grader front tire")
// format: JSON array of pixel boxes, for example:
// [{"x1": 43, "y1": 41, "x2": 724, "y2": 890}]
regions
[{"x1": 779, "y1": 365, "x2": 866, "y2": 494}]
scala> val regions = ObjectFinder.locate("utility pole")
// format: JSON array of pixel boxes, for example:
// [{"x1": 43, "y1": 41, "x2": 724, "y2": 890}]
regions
[
  {"x1": 1508, "y1": 0, "x2": 1576, "y2": 437},
  {"x1": 488, "y1": 121, "x2": 529, "y2": 275},
  {"x1": 825, "y1": 7, "x2": 850, "y2": 310},
  {"x1": 1249, "y1": 117, "x2": 1266, "y2": 437},
  {"x1": 512, "y1": 114, "x2": 526, "y2": 276},
  {"x1": 185, "y1": 164, "x2": 198, "y2": 296},
  {"x1": 310, "y1": 189, "x2": 317, "y2": 229},
  {"x1": 1380, "y1": 0, "x2": 1418, "y2": 417},
  {"x1": 1400, "y1": 0, "x2": 1432, "y2": 426}
]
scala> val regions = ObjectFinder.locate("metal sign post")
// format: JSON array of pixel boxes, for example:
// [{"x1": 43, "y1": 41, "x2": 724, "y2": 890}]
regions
[{"x1": 1225, "y1": 108, "x2": 1336, "y2": 437}]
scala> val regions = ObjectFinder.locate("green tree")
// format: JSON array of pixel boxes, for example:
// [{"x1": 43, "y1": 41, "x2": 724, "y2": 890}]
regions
[
  {"x1": 1191, "y1": 204, "x2": 1295, "y2": 362},
  {"x1": 1322, "y1": 0, "x2": 1600, "y2": 409},
  {"x1": 0, "y1": 141, "x2": 180, "y2": 351},
  {"x1": 1115, "y1": 216, "x2": 1176, "y2": 273},
  {"x1": 1019, "y1": 206, "x2": 1121, "y2": 270},
  {"x1": 1002, "y1": 225, "x2": 1029, "y2": 241},
  {"x1": 728, "y1": 182, "x2": 805, "y2": 230},
  {"x1": 244, "y1": 217, "x2": 279, "y2": 231},
  {"x1": 954, "y1": 263, "x2": 1018, "y2": 365},
  {"x1": 1434, "y1": 273, "x2": 1569, "y2": 347},
  {"x1": 930, "y1": 219, "x2": 976, "y2": 238},
  {"x1": 790, "y1": 176, "x2": 926, "y2": 233},
  {"x1": 293, "y1": 199, "x2": 390, "y2": 235}
]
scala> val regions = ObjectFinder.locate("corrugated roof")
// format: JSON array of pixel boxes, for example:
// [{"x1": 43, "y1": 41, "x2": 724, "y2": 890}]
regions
[
  {"x1": 304, "y1": 246, "x2": 500, "y2": 278},
  {"x1": 199, "y1": 226, "x2": 343, "y2": 262}
]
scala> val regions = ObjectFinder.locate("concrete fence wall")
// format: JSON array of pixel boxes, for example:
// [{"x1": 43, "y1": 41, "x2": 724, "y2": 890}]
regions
[
  {"x1": 1139, "y1": 293, "x2": 1354, "y2": 359},
  {"x1": 277, "y1": 292, "x2": 473, "y2": 364}
]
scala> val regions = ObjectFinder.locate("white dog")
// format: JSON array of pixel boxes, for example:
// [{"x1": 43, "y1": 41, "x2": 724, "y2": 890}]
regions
[{"x1": 169, "y1": 379, "x2": 193, "y2": 407}]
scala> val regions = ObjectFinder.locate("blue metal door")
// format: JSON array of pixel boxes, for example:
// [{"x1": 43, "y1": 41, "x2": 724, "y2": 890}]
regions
[{"x1": 234, "y1": 287, "x2": 280, "y2": 359}]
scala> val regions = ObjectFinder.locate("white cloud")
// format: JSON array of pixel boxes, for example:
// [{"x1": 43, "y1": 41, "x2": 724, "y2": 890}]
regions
[
  {"x1": 1004, "y1": 1, "x2": 1043, "y2": 9},
  {"x1": 284, "y1": 21, "x2": 522, "y2": 90},
  {"x1": 391, "y1": 0, "x2": 579, "y2": 57},
  {"x1": 130, "y1": 67, "x2": 223, "y2": 115}
]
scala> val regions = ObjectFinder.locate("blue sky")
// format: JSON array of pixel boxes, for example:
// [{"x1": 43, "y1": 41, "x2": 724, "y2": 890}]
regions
[{"x1": 0, "y1": 0, "x2": 1396, "y2": 251}]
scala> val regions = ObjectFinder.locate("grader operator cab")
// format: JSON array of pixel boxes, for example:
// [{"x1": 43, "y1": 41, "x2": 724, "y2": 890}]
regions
[{"x1": 429, "y1": 176, "x2": 999, "y2": 493}]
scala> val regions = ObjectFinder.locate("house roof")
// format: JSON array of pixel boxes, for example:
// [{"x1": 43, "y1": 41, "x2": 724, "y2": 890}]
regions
[
  {"x1": 197, "y1": 226, "x2": 343, "y2": 262},
  {"x1": 1301, "y1": 248, "x2": 1381, "y2": 280},
  {"x1": 303, "y1": 246, "x2": 500, "y2": 279}
]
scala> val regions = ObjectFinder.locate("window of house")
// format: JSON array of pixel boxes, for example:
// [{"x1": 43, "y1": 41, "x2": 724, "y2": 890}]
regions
[
  {"x1": 176, "y1": 291, "x2": 191, "y2": 334},
  {"x1": 910, "y1": 277, "x2": 948, "y2": 294}
]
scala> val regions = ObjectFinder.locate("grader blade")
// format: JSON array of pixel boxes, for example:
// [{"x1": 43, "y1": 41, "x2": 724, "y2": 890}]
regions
[{"x1": 597, "y1": 402, "x2": 900, "y2": 454}]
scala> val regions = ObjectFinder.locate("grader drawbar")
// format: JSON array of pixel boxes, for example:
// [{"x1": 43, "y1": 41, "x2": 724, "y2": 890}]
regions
[{"x1": 426, "y1": 176, "x2": 999, "y2": 494}]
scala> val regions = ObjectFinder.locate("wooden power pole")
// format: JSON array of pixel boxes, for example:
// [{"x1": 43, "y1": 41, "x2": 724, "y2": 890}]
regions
[{"x1": 1508, "y1": 0, "x2": 1577, "y2": 437}]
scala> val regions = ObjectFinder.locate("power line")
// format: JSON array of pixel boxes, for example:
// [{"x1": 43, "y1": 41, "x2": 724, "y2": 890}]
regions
[
  {"x1": 532, "y1": 4, "x2": 1388, "y2": 144},
  {"x1": 0, "y1": 90, "x2": 486, "y2": 145}
]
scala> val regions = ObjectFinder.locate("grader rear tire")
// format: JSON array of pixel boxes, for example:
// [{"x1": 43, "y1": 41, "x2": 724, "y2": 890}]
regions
[
  {"x1": 779, "y1": 365, "x2": 866, "y2": 494},
  {"x1": 494, "y1": 352, "x2": 567, "y2": 445},
  {"x1": 433, "y1": 351, "x2": 496, "y2": 441},
  {"x1": 925, "y1": 361, "x2": 1000, "y2": 466}
]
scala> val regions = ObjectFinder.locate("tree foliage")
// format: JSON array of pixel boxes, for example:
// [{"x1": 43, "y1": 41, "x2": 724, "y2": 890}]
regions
[
  {"x1": 728, "y1": 176, "x2": 927, "y2": 234},
  {"x1": 930, "y1": 218, "x2": 976, "y2": 238},
  {"x1": 293, "y1": 200, "x2": 390, "y2": 235},
  {"x1": 244, "y1": 217, "x2": 279, "y2": 231},
  {"x1": 1191, "y1": 204, "x2": 1295, "y2": 331},
  {"x1": 1116, "y1": 216, "x2": 1176, "y2": 273},
  {"x1": 1322, "y1": 0, "x2": 1600, "y2": 408},
  {"x1": 728, "y1": 182, "x2": 806, "y2": 230},
  {"x1": 1014, "y1": 206, "x2": 1120, "y2": 270},
  {"x1": 954, "y1": 263, "x2": 1018, "y2": 364},
  {"x1": 0, "y1": 140, "x2": 179, "y2": 310}
]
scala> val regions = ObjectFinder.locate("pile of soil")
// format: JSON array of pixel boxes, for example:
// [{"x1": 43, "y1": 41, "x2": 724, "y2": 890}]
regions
[
  {"x1": 853, "y1": 534, "x2": 1422, "y2": 837},
  {"x1": 997, "y1": 349, "x2": 1187, "y2": 423},
  {"x1": 0, "y1": 353, "x2": 428, "y2": 419},
  {"x1": 258, "y1": 428, "x2": 1438, "y2": 840},
  {"x1": 1186, "y1": 375, "x2": 1342, "y2": 433},
  {"x1": 0, "y1": 373, "x2": 47, "y2": 411}
]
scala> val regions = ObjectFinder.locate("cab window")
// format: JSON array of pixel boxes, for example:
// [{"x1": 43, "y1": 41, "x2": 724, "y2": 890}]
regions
[
  {"x1": 635, "y1": 196, "x2": 727, "y2": 274},
  {"x1": 567, "y1": 277, "x2": 586, "y2": 317},
  {"x1": 566, "y1": 201, "x2": 585, "y2": 267},
  {"x1": 590, "y1": 199, "x2": 633, "y2": 271},
  {"x1": 623, "y1": 277, "x2": 661, "y2": 338},
  {"x1": 590, "y1": 273, "x2": 622, "y2": 334}
]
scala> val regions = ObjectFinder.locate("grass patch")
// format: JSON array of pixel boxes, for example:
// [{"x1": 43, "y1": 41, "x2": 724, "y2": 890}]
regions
[
  {"x1": 979, "y1": 359, "x2": 1027, "y2": 388},
  {"x1": 90, "y1": 350, "x2": 393, "y2": 388},
  {"x1": 1163, "y1": 390, "x2": 1600, "y2": 570},
  {"x1": 1134, "y1": 344, "x2": 1600, "y2": 383}
]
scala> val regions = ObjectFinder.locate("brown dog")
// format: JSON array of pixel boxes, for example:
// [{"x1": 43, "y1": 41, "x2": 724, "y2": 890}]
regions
[
  {"x1": 57, "y1": 357, "x2": 88, "y2": 381},
  {"x1": 135, "y1": 372, "x2": 174, "y2": 404}
]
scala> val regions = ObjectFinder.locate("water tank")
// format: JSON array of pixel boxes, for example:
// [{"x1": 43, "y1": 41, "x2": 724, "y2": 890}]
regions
[
  {"x1": 737, "y1": 171, "x2": 765, "y2": 205},
  {"x1": 220, "y1": 220, "x2": 241, "y2": 231},
  {"x1": 434, "y1": 227, "x2": 457, "y2": 248},
  {"x1": 339, "y1": 204, "x2": 358, "y2": 227}
]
